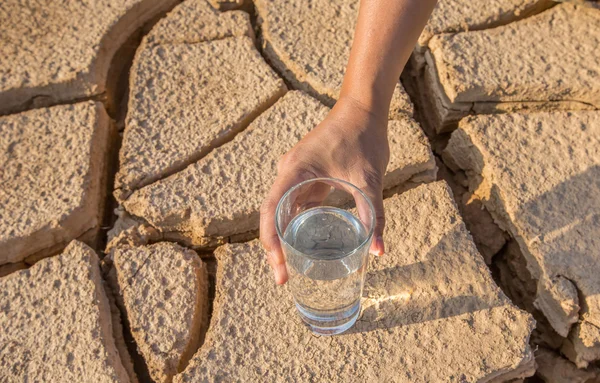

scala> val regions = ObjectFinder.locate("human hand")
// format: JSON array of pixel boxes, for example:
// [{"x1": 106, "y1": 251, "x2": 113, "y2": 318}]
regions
[{"x1": 259, "y1": 96, "x2": 390, "y2": 284}]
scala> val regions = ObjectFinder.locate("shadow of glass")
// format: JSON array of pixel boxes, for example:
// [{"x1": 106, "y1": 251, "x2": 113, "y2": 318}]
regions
[{"x1": 347, "y1": 224, "x2": 508, "y2": 334}]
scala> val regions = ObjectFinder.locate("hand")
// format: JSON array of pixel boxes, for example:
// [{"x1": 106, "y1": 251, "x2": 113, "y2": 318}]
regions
[{"x1": 259, "y1": 96, "x2": 390, "y2": 284}]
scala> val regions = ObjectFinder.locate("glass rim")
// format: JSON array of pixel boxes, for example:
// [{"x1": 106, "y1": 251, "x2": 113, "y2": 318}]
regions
[{"x1": 275, "y1": 177, "x2": 376, "y2": 259}]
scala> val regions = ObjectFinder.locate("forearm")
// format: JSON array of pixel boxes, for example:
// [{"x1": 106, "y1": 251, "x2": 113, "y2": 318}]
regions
[{"x1": 340, "y1": 0, "x2": 436, "y2": 117}]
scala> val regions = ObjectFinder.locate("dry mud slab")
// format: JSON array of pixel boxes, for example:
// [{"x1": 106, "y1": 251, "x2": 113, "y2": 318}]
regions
[
  {"x1": 417, "y1": 0, "x2": 551, "y2": 51},
  {"x1": 535, "y1": 348, "x2": 600, "y2": 383},
  {"x1": 0, "y1": 0, "x2": 178, "y2": 115},
  {"x1": 143, "y1": 0, "x2": 252, "y2": 46},
  {"x1": 416, "y1": 3, "x2": 600, "y2": 134},
  {"x1": 115, "y1": 35, "x2": 286, "y2": 201},
  {"x1": 412, "y1": 0, "x2": 552, "y2": 70},
  {"x1": 0, "y1": 101, "x2": 110, "y2": 266},
  {"x1": 119, "y1": 91, "x2": 435, "y2": 250},
  {"x1": 436, "y1": 158, "x2": 509, "y2": 264},
  {"x1": 108, "y1": 242, "x2": 209, "y2": 383},
  {"x1": 444, "y1": 111, "x2": 600, "y2": 367},
  {"x1": 174, "y1": 182, "x2": 535, "y2": 382},
  {"x1": 255, "y1": 0, "x2": 413, "y2": 119},
  {"x1": 0, "y1": 241, "x2": 134, "y2": 382}
]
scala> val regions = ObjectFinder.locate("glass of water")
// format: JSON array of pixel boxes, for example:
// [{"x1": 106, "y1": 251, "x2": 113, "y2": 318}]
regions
[{"x1": 276, "y1": 178, "x2": 375, "y2": 335}]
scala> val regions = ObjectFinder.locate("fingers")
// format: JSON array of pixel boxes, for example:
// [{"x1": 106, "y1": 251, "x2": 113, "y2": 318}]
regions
[
  {"x1": 359, "y1": 183, "x2": 386, "y2": 256},
  {"x1": 260, "y1": 171, "x2": 310, "y2": 284},
  {"x1": 293, "y1": 181, "x2": 331, "y2": 211}
]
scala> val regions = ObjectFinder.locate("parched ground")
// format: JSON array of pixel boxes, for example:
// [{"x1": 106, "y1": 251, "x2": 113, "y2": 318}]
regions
[{"x1": 1, "y1": 0, "x2": 599, "y2": 382}]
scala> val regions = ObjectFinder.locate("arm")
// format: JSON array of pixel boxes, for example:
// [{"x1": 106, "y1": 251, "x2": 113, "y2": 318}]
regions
[
  {"x1": 341, "y1": 0, "x2": 437, "y2": 117},
  {"x1": 260, "y1": 0, "x2": 437, "y2": 284}
]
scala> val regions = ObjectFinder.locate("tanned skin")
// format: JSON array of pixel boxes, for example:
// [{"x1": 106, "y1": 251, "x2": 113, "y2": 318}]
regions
[{"x1": 260, "y1": 0, "x2": 438, "y2": 284}]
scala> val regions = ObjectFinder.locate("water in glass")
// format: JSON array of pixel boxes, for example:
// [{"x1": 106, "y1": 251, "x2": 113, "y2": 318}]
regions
[{"x1": 283, "y1": 206, "x2": 369, "y2": 335}]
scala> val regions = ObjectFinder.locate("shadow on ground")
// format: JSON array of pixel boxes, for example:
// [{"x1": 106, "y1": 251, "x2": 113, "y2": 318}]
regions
[
  {"x1": 346, "y1": 164, "x2": 599, "y2": 335},
  {"x1": 348, "y1": 225, "x2": 508, "y2": 334}
]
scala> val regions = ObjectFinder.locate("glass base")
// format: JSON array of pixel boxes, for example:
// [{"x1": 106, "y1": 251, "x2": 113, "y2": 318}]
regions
[{"x1": 296, "y1": 301, "x2": 361, "y2": 336}]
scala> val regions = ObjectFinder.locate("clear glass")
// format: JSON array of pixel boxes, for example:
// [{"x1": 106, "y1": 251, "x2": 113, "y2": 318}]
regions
[{"x1": 276, "y1": 178, "x2": 375, "y2": 335}]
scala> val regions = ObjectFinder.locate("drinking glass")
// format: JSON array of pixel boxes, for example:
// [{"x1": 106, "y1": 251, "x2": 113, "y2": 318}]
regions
[{"x1": 276, "y1": 178, "x2": 375, "y2": 335}]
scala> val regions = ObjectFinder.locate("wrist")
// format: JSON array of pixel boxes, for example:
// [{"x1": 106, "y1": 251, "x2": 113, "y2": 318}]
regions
[
  {"x1": 334, "y1": 94, "x2": 389, "y2": 129},
  {"x1": 337, "y1": 90, "x2": 390, "y2": 122}
]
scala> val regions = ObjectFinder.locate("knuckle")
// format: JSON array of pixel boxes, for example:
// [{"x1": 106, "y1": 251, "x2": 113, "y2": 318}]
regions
[
  {"x1": 352, "y1": 164, "x2": 384, "y2": 192},
  {"x1": 260, "y1": 198, "x2": 276, "y2": 216},
  {"x1": 259, "y1": 231, "x2": 276, "y2": 251},
  {"x1": 277, "y1": 151, "x2": 299, "y2": 173},
  {"x1": 375, "y1": 214, "x2": 386, "y2": 229},
  {"x1": 362, "y1": 167, "x2": 384, "y2": 189}
]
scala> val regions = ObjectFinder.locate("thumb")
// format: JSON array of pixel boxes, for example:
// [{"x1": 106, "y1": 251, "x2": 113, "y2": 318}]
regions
[{"x1": 359, "y1": 184, "x2": 386, "y2": 256}]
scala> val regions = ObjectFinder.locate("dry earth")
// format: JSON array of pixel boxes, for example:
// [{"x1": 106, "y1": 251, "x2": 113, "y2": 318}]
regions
[
  {"x1": 117, "y1": 91, "x2": 435, "y2": 251},
  {"x1": 414, "y1": 3, "x2": 599, "y2": 135},
  {"x1": 108, "y1": 242, "x2": 209, "y2": 383},
  {"x1": 0, "y1": 102, "x2": 111, "y2": 265},
  {"x1": 1, "y1": 0, "x2": 599, "y2": 382},
  {"x1": 412, "y1": 0, "x2": 553, "y2": 70},
  {"x1": 0, "y1": 241, "x2": 136, "y2": 382},
  {"x1": 114, "y1": 37, "x2": 285, "y2": 200},
  {"x1": 175, "y1": 182, "x2": 535, "y2": 382},
  {"x1": 444, "y1": 111, "x2": 600, "y2": 369},
  {"x1": 254, "y1": 0, "x2": 414, "y2": 119},
  {"x1": 0, "y1": 0, "x2": 179, "y2": 115}
]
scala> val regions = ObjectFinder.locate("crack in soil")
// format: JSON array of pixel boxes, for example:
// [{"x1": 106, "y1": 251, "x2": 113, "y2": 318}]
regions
[
  {"x1": 100, "y1": 4, "x2": 281, "y2": 381},
  {"x1": 248, "y1": 1, "x2": 336, "y2": 108},
  {"x1": 0, "y1": 1, "x2": 577, "y2": 381},
  {"x1": 0, "y1": 93, "x2": 108, "y2": 118},
  {"x1": 97, "y1": 4, "x2": 182, "y2": 382},
  {"x1": 400, "y1": 6, "x2": 587, "y2": 370}
]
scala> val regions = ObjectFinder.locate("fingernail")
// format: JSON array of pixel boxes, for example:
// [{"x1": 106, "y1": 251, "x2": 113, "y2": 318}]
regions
[
  {"x1": 374, "y1": 236, "x2": 384, "y2": 256},
  {"x1": 369, "y1": 236, "x2": 381, "y2": 256},
  {"x1": 273, "y1": 263, "x2": 287, "y2": 285}
]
